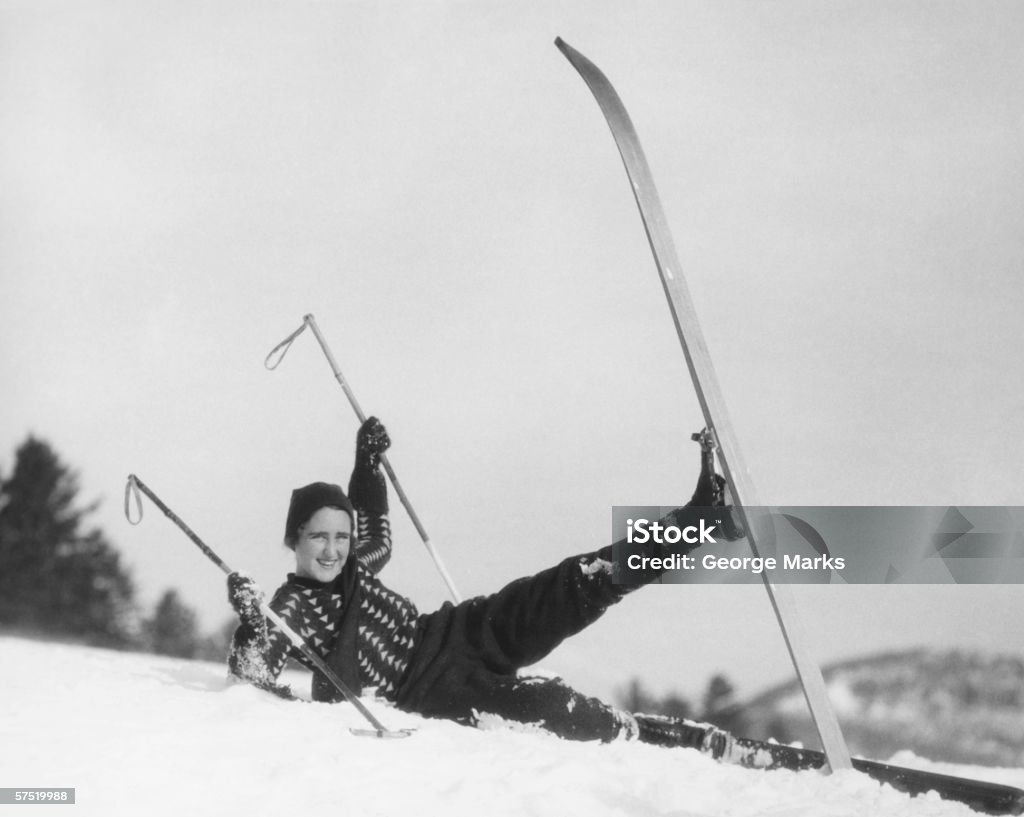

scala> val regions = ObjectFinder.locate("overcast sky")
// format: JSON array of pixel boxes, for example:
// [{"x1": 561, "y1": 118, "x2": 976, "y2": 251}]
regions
[{"x1": 3, "y1": 1, "x2": 1022, "y2": 705}]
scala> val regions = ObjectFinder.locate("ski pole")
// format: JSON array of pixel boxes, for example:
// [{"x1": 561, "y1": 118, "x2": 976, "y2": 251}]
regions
[
  {"x1": 123, "y1": 474, "x2": 412, "y2": 739},
  {"x1": 265, "y1": 314, "x2": 463, "y2": 603}
]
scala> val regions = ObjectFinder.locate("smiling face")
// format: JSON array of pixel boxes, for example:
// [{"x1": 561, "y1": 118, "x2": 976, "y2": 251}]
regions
[{"x1": 292, "y1": 507, "x2": 352, "y2": 583}]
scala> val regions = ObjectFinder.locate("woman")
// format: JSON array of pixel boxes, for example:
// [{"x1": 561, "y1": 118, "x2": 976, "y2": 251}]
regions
[{"x1": 228, "y1": 418, "x2": 738, "y2": 753}]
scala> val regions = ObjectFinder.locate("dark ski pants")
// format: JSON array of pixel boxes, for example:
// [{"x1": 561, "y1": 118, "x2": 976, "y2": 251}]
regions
[{"x1": 394, "y1": 544, "x2": 653, "y2": 742}]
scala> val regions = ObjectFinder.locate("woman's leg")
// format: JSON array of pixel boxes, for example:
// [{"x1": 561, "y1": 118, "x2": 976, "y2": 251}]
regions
[
  {"x1": 454, "y1": 543, "x2": 648, "y2": 674},
  {"x1": 459, "y1": 671, "x2": 637, "y2": 742}
]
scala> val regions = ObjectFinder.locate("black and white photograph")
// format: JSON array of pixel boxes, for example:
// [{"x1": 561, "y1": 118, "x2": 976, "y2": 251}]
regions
[{"x1": 2, "y1": 3, "x2": 1022, "y2": 815}]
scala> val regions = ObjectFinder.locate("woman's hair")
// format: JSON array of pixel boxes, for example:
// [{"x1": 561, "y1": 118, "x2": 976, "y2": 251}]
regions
[{"x1": 284, "y1": 482, "x2": 355, "y2": 550}]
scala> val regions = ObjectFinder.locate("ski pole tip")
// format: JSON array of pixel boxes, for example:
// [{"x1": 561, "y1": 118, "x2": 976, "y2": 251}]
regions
[{"x1": 349, "y1": 727, "x2": 415, "y2": 739}]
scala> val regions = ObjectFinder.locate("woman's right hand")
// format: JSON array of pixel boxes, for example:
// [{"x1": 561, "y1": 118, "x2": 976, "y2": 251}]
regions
[{"x1": 227, "y1": 572, "x2": 265, "y2": 628}]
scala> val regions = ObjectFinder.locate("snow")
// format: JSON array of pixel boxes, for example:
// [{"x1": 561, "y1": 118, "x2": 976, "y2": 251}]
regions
[{"x1": 2, "y1": 635, "x2": 1021, "y2": 817}]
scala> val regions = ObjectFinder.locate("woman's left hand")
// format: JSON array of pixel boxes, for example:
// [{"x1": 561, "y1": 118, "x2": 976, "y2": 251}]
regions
[{"x1": 356, "y1": 416, "x2": 391, "y2": 468}]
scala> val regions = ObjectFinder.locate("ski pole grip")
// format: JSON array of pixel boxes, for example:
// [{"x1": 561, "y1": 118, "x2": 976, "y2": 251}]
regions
[
  {"x1": 265, "y1": 320, "x2": 309, "y2": 370},
  {"x1": 124, "y1": 475, "x2": 144, "y2": 525}
]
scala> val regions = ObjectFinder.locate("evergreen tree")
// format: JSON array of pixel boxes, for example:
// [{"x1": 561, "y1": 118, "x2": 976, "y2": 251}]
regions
[
  {"x1": 700, "y1": 673, "x2": 746, "y2": 734},
  {"x1": 616, "y1": 677, "x2": 694, "y2": 718},
  {"x1": 702, "y1": 673, "x2": 737, "y2": 715},
  {"x1": 146, "y1": 589, "x2": 200, "y2": 658},
  {"x1": 0, "y1": 435, "x2": 137, "y2": 645},
  {"x1": 658, "y1": 692, "x2": 692, "y2": 720},
  {"x1": 617, "y1": 677, "x2": 655, "y2": 713}
]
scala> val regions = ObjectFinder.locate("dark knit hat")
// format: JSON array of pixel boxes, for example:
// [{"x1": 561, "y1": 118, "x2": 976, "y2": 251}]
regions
[{"x1": 284, "y1": 482, "x2": 355, "y2": 546}]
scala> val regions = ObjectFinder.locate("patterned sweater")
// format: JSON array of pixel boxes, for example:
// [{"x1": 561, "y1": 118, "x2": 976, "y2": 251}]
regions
[{"x1": 229, "y1": 494, "x2": 421, "y2": 701}]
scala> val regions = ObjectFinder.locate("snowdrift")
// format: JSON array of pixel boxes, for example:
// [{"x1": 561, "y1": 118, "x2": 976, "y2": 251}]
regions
[{"x1": 2, "y1": 635, "x2": 1021, "y2": 817}]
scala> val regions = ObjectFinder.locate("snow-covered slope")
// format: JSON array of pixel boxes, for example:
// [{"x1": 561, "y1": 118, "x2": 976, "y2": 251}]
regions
[{"x1": 2, "y1": 636, "x2": 1021, "y2": 817}]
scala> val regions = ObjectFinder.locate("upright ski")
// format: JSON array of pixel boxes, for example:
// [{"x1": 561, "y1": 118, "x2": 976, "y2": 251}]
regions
[{"x1": 554, "y1": 37, "x2": 852, "y2": 772}]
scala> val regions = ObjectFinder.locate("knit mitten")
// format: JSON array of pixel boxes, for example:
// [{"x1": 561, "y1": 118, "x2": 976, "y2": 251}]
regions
[
  {"x1": 227, "y1": 572, "x2": 265, "y2": 629},
  {"x1": 349, "y1": 416, "x2": 390, "y2": 517}
]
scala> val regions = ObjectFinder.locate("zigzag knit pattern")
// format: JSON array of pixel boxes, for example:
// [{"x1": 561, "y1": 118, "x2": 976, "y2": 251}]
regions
[
  {"x1": 354, "y1": 511, "x2": 391, "y2": 575},
  {"x1": 354, "y1": 572, "x2": 419, "y2": 697},
  {"x1": 260, "y1": 562, "x2": 420, "y2": 700}
]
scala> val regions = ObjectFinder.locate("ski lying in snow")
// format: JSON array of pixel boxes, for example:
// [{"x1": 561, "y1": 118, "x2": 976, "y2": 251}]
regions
[
  {"x1": 730, "y1": 736, "x2": 1024, "y2": 816},
  {"x1": 554, "y1": 36, "x2": 852, "y2": 772}
]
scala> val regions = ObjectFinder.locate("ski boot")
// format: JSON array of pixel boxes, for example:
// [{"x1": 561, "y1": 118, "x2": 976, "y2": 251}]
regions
[{"x1": 634, "y1": 713, "x2": 736, "y2": 760}]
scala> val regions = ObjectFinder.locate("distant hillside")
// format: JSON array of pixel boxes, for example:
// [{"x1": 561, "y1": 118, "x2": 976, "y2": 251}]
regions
[{"x1": 740, "y1": 649, "x2": 1024, "y2": 767}]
